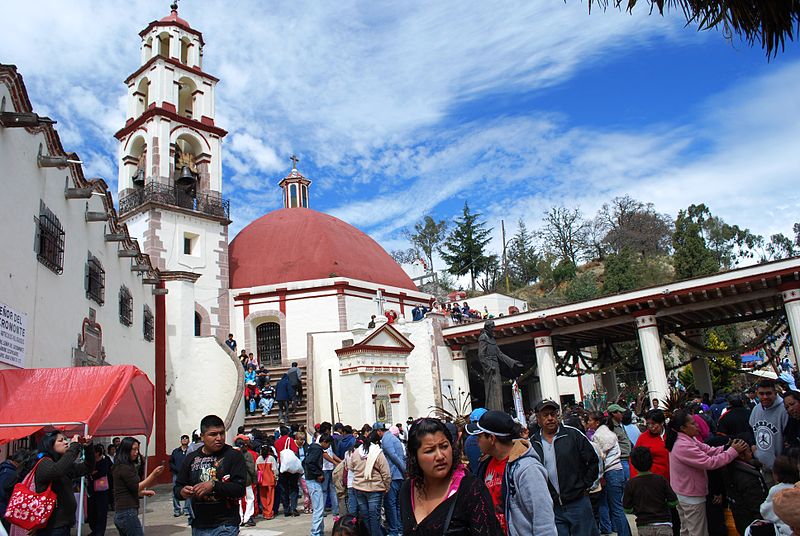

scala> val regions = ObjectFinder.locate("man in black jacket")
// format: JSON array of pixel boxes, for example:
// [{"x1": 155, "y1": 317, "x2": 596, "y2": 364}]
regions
[
  {"x1": 304, "y1": 434, "x2": 331, "y2": 536},
  {"x1": 175, "y1": 415, "x2": 246, "y2": 533},
  {"x1": 530, "y1": 400, "x2": 600, "y2": 536},
  {"x1": 170, "y1": 434, "x2": 191, "y2": 517}
]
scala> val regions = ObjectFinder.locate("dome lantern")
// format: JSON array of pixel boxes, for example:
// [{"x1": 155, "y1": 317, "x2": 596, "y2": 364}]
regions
[{"x1": 278, "y1": 155, "x2": 311, "y2": 209}]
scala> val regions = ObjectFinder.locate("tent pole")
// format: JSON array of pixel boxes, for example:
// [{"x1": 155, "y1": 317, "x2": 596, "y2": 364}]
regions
[
  {"x1": 77, "y1": 423, "x2": 88, "y2": 536},
  {"x1": 142, "y1": 437, "x2": 149, "y2": 533}
]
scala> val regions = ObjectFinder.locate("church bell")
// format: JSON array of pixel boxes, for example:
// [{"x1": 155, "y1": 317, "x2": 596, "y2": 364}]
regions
[
  {"x1": 132, "y1": 168, "x2": 145, "y2": 187},
  {"x1": 176, "y1": 165, "x2": 196, "y2": 187}
]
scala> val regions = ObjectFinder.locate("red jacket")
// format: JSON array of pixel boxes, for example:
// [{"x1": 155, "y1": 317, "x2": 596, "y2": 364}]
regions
[
  {"x1": 275, "y1": 435, "x2": 298, "y2": 454},
  {"x1": 632, "y1": 431, "x2": 670, "y2": 481}
]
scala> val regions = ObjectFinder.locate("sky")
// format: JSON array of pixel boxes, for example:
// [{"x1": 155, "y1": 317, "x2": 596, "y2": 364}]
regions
[{"x1": 3, "y1": 1, "x2": 799, "y2": 264}]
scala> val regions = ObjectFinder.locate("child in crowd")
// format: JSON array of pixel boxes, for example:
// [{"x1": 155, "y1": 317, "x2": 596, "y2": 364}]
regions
[
  {"x1": 332, "y1": 514, "x2": 368, "y2": 536},
  {"x1": 760, "y1": 455, "x2": 800, "y2": 536},
  {"x1": 256, "y1": 443, "x2": 278, "y2": 520},
  {"x1": 726, "y1": 444, "x2": 768, "y2": 535},
  {"x1": 772, "y1": 487, "x2": 800, "y2": 536},
  {"x1": 623, "y1": 446, "x2": 678, "y2": 536}
]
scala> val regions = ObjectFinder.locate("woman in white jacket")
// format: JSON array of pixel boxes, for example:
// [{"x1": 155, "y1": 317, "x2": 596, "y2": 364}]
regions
[
  {"x1": 346, "y1": 431, "x2": 391, "y2": 536},
  {"x1": 588, "y1": 412, "x2": 631, "y2": 536}
]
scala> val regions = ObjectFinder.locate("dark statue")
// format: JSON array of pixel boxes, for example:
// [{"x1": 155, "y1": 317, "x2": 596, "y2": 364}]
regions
[{"x1": 477, "y1": 319, "x2": 524, "y2": 411}]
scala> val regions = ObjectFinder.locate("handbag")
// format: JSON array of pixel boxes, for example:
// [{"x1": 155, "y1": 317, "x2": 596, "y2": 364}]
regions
[
  {"x1": 93, "y1": 475, "x2": 109, "y2": 492},
  {"x1": 4, "y1": 459, "x2": 57, "y2": 530},
  {"x1": 279, "y1": 441, "x2": 303, "y2": 474}
]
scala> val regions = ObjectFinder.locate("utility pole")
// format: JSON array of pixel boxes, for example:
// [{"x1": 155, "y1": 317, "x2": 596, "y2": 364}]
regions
[{"x1": 501, "y1": 220, "x2": 510, "y2": 293}]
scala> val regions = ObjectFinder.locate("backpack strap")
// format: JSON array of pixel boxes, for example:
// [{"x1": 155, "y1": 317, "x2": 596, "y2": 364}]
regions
[{"x1": 442, "y1": 485, "x2": 460, "y2": 535}]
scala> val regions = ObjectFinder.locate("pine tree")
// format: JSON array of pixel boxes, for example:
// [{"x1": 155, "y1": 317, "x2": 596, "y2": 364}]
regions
[
  {"x1": 440, "y1": 202, "x2": 493, "y2": 291},
  {"x1": 507, "y1": 220, "x2": 540, "y2": 287}
]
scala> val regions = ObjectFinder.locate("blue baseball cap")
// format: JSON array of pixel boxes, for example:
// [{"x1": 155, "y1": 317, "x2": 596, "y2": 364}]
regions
[{"x1": 469, "y1": 407, "x2": 488, "y2": 423}]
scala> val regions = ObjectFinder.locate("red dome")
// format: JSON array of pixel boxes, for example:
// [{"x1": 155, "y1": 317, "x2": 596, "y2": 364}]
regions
[{"x1": 229, "y1": 208, "x2": 417, "y2": 291}]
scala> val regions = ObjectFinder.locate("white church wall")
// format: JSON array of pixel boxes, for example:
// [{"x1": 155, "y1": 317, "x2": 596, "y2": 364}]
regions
[
  {"x1": 285, "y1": 295, "x2": 340, "y2": 359},
  {"x1": 309, "y1": 331, "x2": 353, "y2": 424},
  {"x1": 148, "y1": 210, "x2": 228, "y2": 338},
  {"x1": 0, "y1": 82, "x2": 155, "y2": 378}
]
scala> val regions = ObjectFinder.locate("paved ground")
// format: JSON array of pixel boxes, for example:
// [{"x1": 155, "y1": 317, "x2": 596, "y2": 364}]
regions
[
  {"x1": 95, "y1": 483, "x2": 638, "y2": 536},
  {"x1": 100, "y1": 484, "x2": 315, "y2": 536}
]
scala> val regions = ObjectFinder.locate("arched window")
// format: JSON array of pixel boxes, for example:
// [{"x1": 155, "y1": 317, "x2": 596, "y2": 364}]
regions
[
  {"x1": 374, "y1": 380, "x2": 393, "y2": 423},
  {"x1": 194, "y1": 311, "x2": 201, "y2": 336},
  {"x1": 135, "y1": 78, "x2": 149, "y2": 117},
  {"x1": 180, "y1": 37, "x2": 191, "y2": 65},
  {"x1": 301, "y1": 185, "x2": 308, "y2": 208},
  {"x1": 177, "y1": 77, "x2": 196, "y2": 119},
  {"x1": 289, "y1": 184, "x2": 298, "y2": 208},
  {"x1": 256, "y1": 322, "x2": 281, "y2": 365},
  {"x1": 158, "y1": 32, "x2": 171, "y2": 58}
]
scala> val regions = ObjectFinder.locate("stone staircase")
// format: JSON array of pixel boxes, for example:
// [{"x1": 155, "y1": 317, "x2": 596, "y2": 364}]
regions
[{"x1": 244, "y1": 363, "x2": 308, "y2": 432}]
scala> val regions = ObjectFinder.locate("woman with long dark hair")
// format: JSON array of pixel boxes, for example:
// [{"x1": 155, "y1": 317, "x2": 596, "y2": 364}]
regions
[
  {"x1": 399, "y1": 418, "x2": 501, "y2": 535},
  {"x1": 347, "y1": 430, "x2": 391, "y2": 535},
  {"x1": 28, "y1": 431, "x2": 94, "y2": 536},
  {"x1": 112, "y1": 437, "x2": 165, "y2": 536},
  {"x1": 666, "y1": 409, "x2": 747, "y2": 536}
]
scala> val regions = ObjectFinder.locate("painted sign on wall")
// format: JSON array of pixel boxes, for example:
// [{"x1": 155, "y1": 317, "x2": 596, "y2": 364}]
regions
[{"x1": 0, "y1": 302, "x2": 27, "y2": 367}]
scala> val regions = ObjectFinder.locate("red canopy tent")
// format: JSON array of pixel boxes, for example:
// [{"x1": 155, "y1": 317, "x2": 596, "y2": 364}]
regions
[
  {"x1": 0, "y1": 365, "x2": 154, "y2": 535},
  {"x1": 0, "y1": 365, "x2": 154, "y2": 443}
]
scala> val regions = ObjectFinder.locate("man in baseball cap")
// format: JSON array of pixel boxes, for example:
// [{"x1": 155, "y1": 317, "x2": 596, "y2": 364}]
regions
[
  {"x1": 607, "y1": 404, "x2": 632, "y2": 478},
  {"x1": 468, "y1": 411, "x2": 556, "y2": 536},
  {"x1": 531, "y1": 400, "x2": 599, "y2": 536},
  {"x1": 464, "y1": 408, "x2": 489, "y2": 473}
]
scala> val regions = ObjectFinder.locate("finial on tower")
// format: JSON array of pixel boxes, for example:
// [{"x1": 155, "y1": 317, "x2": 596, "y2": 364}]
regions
[
  {"x1": 170, "y1": 0, "x2": 179, "y2": 14},
  {"x1": 290, "y1": 154, "x2": 299, "y2": 170}
]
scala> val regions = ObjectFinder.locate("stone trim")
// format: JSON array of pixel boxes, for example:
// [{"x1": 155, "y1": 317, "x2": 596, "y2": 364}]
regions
[
  {"x1": 195, "y1": 302, "x2": 211, "y2": 337},
  {"x1": 243, "y1": 309, "x2": 287, "y2": 364}
]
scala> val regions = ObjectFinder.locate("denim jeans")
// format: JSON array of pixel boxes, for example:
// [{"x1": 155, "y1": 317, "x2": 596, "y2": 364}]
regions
[
  {"x1": 306, "y1": 478, "x2": 326, "y2": 536},
  {"x1": 114, "y1": 507, "x2": 144, "y2": 536},
  {"x1": 259, "y1": 397, "x2": 274, "y2": 415},
  {"x1": 384, "y1": 479, "x2": 403, "y2": 536},
  {"x1": 348, "y1": 487, "x2": 359, "y2": 515},
  {"x1": 598, "y1": 470, "x2": 631, "y2": 536},
  {"x1": 192, "y1": 525, "x2": 239, "y2": 536},
  {"x1": 620, "y1": 459, "x2": 630, "y2": 481},
  {"x1": 356, "y1": 489, "x2": 384, "y2": 536},
  {"x1": 554, "y1": 495, "x2": 601, "y2": 536},
  {"x1": 173, "y1": 475, "x2": 190, "y2": 515},
  {"x1": 322, "y1": 469, "x2": 339, "y2": 515}
]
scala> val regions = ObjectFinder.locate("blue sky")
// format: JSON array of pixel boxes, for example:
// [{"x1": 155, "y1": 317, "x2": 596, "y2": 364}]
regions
[{"x1": 3, "y1": 1, "x2": 799, "y2": 260}]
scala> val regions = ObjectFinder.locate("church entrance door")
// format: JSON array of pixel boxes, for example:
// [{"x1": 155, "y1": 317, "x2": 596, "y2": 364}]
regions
[{"x1": 256, "y1": 322, "x2": 281, "y2": 366}]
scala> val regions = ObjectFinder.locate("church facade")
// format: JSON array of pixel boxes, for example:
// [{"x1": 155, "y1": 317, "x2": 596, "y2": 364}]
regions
[{"x1": 0, "y1": 6, "x2": 591, "y2": 461}]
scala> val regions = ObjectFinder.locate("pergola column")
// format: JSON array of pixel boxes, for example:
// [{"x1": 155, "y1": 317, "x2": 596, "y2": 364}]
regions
[
  {"x1": 533, "y1": 331, "x2": 560, "y2": 403},
  {"x1": 601, "y1": 369, "x2": 619, "y2": 401},
  {"x1": 781, "y1": 283, "x2": 800, "y2": 365},
  {"x1": 687, "y1": 329, "x2": 713, "y2": 397},
  {"x1": 633, "y1": 311, "x2": 670, "y2": 403}
]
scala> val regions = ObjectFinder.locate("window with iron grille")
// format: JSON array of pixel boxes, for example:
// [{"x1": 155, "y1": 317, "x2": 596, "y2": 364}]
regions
[
  {"x1": 86, "y1": 253, "x2": 105, "y2": 305},
  {"x1": 35, "y1": 201, "x2": 65, "y2": 274},
  {"x1": 119, "y1": 286, "x2": 133, "y2": 326},
  {"x1": 143, "y1": 305, "x2": 154, "y2": 342}
]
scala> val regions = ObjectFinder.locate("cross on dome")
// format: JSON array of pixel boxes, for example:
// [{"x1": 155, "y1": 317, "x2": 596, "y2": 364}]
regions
[{"x1": 290, "y1": 154, "x2": 299, "y2": 170}]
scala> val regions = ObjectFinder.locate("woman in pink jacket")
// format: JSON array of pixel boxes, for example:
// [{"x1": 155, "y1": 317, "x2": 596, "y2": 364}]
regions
[{"x1": 665, "y1": 409, "x2": 749, "y2": 536}]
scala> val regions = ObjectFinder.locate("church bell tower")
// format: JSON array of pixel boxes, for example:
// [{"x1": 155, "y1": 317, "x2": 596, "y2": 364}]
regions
[{"x1": 114, "y1": 2, "x2": 230, "y2": 340}]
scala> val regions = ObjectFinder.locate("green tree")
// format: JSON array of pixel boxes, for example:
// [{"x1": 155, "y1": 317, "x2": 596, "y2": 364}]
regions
[
  {"x1": 389, "y1": 248, "x2": 419, "y2": 265},
  {"x1": 565, "y1": 272, "x2": 600, "y2": 302},
  {"x1": 406, "y1": 215, "x2": 448, "y2": 273},
  {"x1": 672, "y1": 206, "x2": 719, "y2": 279},
  {"x1": 603, "y1": 248, "x2": 642, "y2": 293},
  {"x1": 440, "y1": 202, "x2": 493, "y2": 291},
  {"x1": 476, "y1": 254, "x2": 502, "y2": 293},
  {"x1": 507, "y1": 220, "x2": 540, "y2": 287}
]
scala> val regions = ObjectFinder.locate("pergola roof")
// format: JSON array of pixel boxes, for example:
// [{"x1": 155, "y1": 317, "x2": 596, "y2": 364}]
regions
[{"x1": 443, "y1": 257, "x2": 800, "y2": 350}]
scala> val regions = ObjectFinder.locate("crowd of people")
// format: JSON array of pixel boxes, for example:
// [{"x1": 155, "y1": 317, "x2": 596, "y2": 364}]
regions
[{"x1": 3, "y1": 377, "x2": 800, "y2": 536}]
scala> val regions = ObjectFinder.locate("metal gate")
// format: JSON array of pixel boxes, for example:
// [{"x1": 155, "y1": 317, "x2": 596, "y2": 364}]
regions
[{"x1": 256, "y1": 322, "x2": 281, "y2": 365}]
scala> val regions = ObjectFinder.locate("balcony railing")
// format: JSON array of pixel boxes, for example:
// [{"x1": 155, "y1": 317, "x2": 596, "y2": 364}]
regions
[{"x1": 119, "y1": 182, "x2": 230, "y2": 220}]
